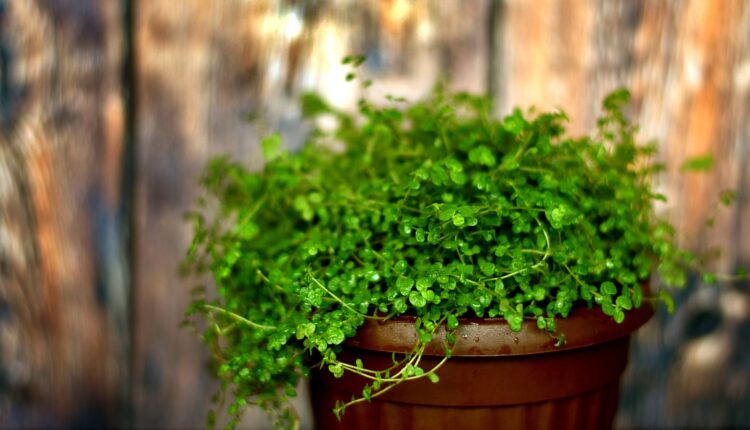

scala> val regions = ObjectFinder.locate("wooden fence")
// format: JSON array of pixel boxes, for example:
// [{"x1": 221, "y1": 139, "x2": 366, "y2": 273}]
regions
[{"x1": 1, "y1": 0, "x2": 749, "y2": 428}]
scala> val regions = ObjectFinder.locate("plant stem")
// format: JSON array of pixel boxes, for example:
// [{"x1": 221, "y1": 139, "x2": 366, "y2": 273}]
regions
[{"x1": 202, "y1": 304, "x2": 277, "y2": 331}]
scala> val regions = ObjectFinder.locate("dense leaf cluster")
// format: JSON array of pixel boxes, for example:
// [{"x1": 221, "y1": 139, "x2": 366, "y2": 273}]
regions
[{"x1": 184, "y1": 84, "x2": 704, "y2": 429}]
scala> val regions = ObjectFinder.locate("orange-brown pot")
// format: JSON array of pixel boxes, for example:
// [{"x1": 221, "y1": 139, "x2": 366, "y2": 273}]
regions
[{"x1": 311, "y1": 304, "x2": 653, "y2": 430}]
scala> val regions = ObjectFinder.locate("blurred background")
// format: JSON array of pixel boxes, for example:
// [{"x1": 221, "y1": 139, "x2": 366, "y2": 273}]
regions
[{"x1": 0, "y1": 0, "x2": 749, "y2": 428}]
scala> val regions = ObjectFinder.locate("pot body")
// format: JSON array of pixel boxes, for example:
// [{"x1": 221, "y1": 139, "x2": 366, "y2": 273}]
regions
[{"x1": 311, "y1": 305, "x2": 652, "y2": 430}]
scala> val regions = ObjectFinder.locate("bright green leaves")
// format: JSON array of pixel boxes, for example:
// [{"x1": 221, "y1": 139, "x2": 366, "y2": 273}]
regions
[
  {"x1": 397, "y1": 276, "x2": 415, "y2": 295},
  {"x1": 295, "y1": 322, "x2": 316, "y2": 340},
  {"x1": 600, "y1": 281, "x2": 617, "y2": 296},
  {"x1": 186, "y1": 81, "x2": 719, "y2": 430},
  {"x1": 328, "y1": 363, "x2": 344, "y2": 378},
  {"x1": 632, "y1": 285, "x2": 643, "y2": 308},
  {"x1": 416, "y1": 277, "x2": 434, "y2": 291},
  {"x1": 293, "y1": 195, "x2": 315, "y2": 221},
  {"x1": 444, "y1": 158, "x2": 468, "y2": 185},
  {"x1": 452, "y1": 213, "x2": 465, "y2": 226},
  {"x1": 536, "y1": 315, "x2": 547, "y2": 329},
  {"x1": 602, "y1": 87, "x2": 630, "y2": 111},
  {"x1": 503, "y1": 109, "x2": 527, "y2": 135},
  {"x1": 301, "y1": 91, "x2": 333, "y2": 118},
  {"x1": 409, "y1": 291, "x2": 427, "y2": 308},
  {"x1": 468, "y1": 145, "x2": 497, "y2": 167},
  {"x1": 615, "y1": 294, "x2": 633, "y2": 310},
  {"x1": 544, "y1": 203, "x2": 576, "y2": 230},
  {"x1": 479, "y1": 260, "x2": 496, "y2": 276},
  {"x1": 580, "y1": 284, "x2": 594, "y2": 301},
  {"x1": 415, "y1": 228, "x2": 426, "y2": 242},
  {"x1": 429, "y1": 164, "x2": 450, "y2": 186},
  {"x1": 659, "y1": 290, "x2": 675, "y2": 313},
  {"x1": 507, "y1": 313, "x2": 523, "y2": 332},
  {"x1": 437, "y1": 204, "x2": 478, "y2": 228},
  {"x1": 439, "y1": 205, "x2": 456, "y2": 222},
  {"x1": 394, "y1": 260, "x2": 409, "y2": 275},
  {"x1": 268, "y1": 332, "x2": 288, "y2": 351},
  {"x1": 324, "y1": 327, "x2": 346, "y2": 345},
  {"x1": 261, "y1": 133, "x2": 283, "y2": 161},
  {"x1": 447, "y1": 314, "x2": 459, "y2": 330}
]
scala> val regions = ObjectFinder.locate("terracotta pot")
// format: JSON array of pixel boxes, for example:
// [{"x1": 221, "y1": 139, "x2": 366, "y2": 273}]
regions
[{"x1": 311, "y1": 304, "x2": 653, "y2": 430}]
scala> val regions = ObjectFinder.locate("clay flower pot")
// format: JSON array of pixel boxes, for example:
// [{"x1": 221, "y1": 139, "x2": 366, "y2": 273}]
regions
[{"x1": 311, "y1": 304, "x2": 653, "y2": 430}]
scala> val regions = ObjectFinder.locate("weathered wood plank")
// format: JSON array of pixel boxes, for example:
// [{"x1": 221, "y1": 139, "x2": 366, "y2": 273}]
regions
[
  {"x1": 133, "y1": 2, "x2": 302, "y2": 427},
  {"x1": 0, "y1": 0, "x2": 126, "y2": 426},
  {"x1": 624, "y1": 1, "x2": 750, "y2": 428}
]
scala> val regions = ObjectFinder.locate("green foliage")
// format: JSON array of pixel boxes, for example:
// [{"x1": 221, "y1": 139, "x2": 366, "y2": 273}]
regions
[{"x1": 183, "y1": 76, "x2": 730, "y2": 428}]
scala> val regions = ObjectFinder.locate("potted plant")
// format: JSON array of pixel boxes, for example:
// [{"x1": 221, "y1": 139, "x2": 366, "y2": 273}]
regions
[{"x1": 183, "y1": 62, "x2": 737, "y2": 430}]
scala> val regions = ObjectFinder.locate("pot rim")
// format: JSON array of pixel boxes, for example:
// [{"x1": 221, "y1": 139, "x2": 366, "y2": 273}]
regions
[{"x1": 346, "y1": 303, "x2": 654, "y2": 357}]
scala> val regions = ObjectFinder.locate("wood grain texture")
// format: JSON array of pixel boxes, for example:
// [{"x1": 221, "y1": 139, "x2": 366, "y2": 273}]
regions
[
  {"x1": 626, "y1": 1, "x2": 750, "y2": 428},
  {"x1": 0, "y1": 0, "x2": 126, "y2": 427},
  {"x1": 133, "y1": 2, "x2": 308, "y2": 427}
]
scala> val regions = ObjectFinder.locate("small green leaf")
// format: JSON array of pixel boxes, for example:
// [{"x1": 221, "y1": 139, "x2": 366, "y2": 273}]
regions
[
  {"x1": 633, "y1": 285, "x2": 643, "y2": 308},
  {"x1": 397, "y1": 276, "x2": 415, "y2": 295},
  {"x1": 452, "y1": 213, "x2": 465, "y2": 226},
  {"x1": 447, "y1": 314, "x2": 459, "y2": 330},
  {"x1": 328, "y1": 363, "x2": 344, "y2": 378},
  {"x1": 394, "y1": 260, "x2": 408, "y2": 275},
  {"x1": 536, "y1": 316, "x2": 546, "y2": 329},
  {"x1": 468, "y1": 146, "x2": 497, "y2": 167},
  {"x1": 325, "y1": 327, "x2": 345, "y2": 345},
  {"x1": 545, "y1": 205, "x2": 571, "y2": 229},
  {"x1": 580, "y1": 285, "x2": 593, "y2": 301},
  {"x1": 427, "y1": 373, "x2": 440, "y2": 383},
  {"x1": 416, "y1": 277, "x2": 433, "y2": 291},
  {"x1": 261, "y1": 133, "x2": 282, "y2": 161},
  {"x1": 616, "y1": 295, "x2": 633, "y2": 310},
  {"x1": 362, "y1": 384, "x2": 371, "y2": 401},
  {"x1": 409, "y1": 291, "x2": 427, "y2": 308},
  {"x1": 421, "y1": 290, "x2": 435, "y2": 301},
  {"x1": 601, "y1": 281, "x2": 617, "y2": 296},
  {"x1": 659, "y1": 290, "x2": 675, "y2": 313},
  {"x1": 479, "y1": 260, "x2": 496, "y2": 276},
  {"x1": 415, "y1": 228, "x2": 426, "y2": 242},
  {"x1": 404, "y1": 364, "x2": 415, "y2": 376},
  {"x1": 508, "y1": 313, "x2": 523, "y2": 332},
  {"x1": 439, "y1": 206, "x2": 456, "y2": 221},
  {"x1": 449, "y1": 170, "x2": 467, "y2": 184}
]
